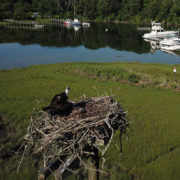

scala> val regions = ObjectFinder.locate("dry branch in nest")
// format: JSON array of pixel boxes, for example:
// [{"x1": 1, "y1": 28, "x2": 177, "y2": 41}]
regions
[{"x1": 20, "y1": 96, "x2": 129, "y2": 179}]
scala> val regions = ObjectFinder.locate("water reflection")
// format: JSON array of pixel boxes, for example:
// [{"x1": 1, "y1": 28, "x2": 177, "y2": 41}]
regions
[
  {"x1": 144, "y1": 39, "x2": 161, "y2": 54},
  {"x1": 73, "y1": 26, "x2": 81, "y2": 32},
  {"x1": 161, "y1": 49, "x2": 180, "y2": 56},
  {"x1": 145, "y1": 39, "x2": 180, "y2": 56},
  {"x1": 0, "y1": 23, "x2": 150, "y2": 53},
  {"x1": 0, "y1": 23, "x2": 180, "y2": 69},
  {"x1": 64, "y1": 24, "x2": 82, "y2": 32}
]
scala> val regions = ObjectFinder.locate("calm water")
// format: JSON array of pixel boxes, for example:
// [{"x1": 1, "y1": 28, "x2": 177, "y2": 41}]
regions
[{"x1": 0, "y1": 23, "x2": 180, "y2": 69}]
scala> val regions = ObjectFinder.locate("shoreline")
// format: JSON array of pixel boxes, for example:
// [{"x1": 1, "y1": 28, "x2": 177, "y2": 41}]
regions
[{"x1": 0, "y1": 19, "x2": 180, "y2": 26}]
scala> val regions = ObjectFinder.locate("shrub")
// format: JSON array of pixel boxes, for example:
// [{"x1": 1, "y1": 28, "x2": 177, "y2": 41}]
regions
[
  {"x1": 171, "y1": 83, "x2": 177, "y2": 89},
  {"x1": 128, "y1": 73, "x2": 141, "y2": 83}
]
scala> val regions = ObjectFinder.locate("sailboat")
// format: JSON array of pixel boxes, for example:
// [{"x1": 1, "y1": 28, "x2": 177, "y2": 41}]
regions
[
  {"x1": 64, "y1": 0, "x2": 82, "y2": 26},
  {"x1": 64, "y1": 18, "x2": 81, "y2": 26}
]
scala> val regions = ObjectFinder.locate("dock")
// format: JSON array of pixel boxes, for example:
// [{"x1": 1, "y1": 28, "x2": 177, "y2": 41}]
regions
[
  {"x1": 137, "y1": 27, "x2": 151, "y2": 31},
  {"x1": 3, "y1": 19, "x2": 45, "y2": 30}
]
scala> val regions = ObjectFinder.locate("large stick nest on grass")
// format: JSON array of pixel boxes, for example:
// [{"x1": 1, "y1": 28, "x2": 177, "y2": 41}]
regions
[{"x1": 20, "y1": 96, "x2": 129, "y2": 177}]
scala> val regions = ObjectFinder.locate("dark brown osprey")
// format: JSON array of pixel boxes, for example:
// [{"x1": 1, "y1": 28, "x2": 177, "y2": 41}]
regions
[{"x1": 42, "y1": 87, "x2": 73, "y2": 116}]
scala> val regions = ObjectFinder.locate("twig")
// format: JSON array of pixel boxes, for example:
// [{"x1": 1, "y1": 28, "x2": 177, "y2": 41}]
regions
[{"x1": 17, "y1": 145, "x2": 27, "y2": 173}]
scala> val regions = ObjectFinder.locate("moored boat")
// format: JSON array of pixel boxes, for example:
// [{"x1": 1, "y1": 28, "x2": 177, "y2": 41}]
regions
[
  {"x1": 143, "y1": 21, "x2": 178, "y2": 40},
  {"x1": 64, "y1": 19, "x2": 82, "y2": 26},
  {"x1": 160, "y1": 34, "x2": 180, "y2": 52},
  {"x1": 82, "y1": 22, "x2": 90, "y2": 27},
  {"x1": 160, "y1": 35, "x2": 180, "y2": 46},
  {"x1": 64, "y1": 19, "x2": 71, "y2": 25}
]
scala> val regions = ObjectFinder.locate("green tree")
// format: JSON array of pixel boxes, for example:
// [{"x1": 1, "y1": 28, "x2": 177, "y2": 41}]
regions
[
  {"x1": 97, "y1": 0, "x2": 109, "y2": 18},
  {"x1": 0, "y1": 0, "x2": 180, "y2": 22}
]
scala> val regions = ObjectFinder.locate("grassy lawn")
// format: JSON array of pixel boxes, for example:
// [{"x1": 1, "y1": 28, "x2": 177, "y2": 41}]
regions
[{"x1": 0, "y1": 62, "x2": 180, "y2": 179}]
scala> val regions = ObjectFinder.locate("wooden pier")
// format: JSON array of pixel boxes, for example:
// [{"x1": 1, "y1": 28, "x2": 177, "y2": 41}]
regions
[
  {"x1": 137, "y1": 27, "x2": 151, "y2": 31},
  {"x1": 51, "y1": 18, "x2": 64, "y2": 26},
  {"x1": 4, "y1": 19, "x2": 45, "y2": 30}
]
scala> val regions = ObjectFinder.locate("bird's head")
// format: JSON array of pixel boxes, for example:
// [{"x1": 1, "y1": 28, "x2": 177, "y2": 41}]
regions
[{"x1": 65, "y1": 87, "x2": 70, "y2": 95}]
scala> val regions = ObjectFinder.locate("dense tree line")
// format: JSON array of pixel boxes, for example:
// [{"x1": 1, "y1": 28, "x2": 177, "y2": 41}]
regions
[{"x1": 0, "y1": 0, "x2": 180, "y2": 23}]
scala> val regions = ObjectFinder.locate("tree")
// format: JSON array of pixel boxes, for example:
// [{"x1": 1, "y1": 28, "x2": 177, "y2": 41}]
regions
[{"x1": 0, "y1": 0, "x2": 180, "y2": 22}]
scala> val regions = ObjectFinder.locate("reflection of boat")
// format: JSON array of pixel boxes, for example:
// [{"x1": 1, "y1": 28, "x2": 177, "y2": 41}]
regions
[
  {"x1": 64, "y1": 24, "x2": 81, "y2": 32},
  {"x1": 160, "y1": 35, "x2": 180, "y2": 52},
  {"x1": 64, "y1": 19, "x2": 81, "y2": 26},
  {"x1": 74, "y1": 26, "x2": 81, "y2": 32},
  {"x1": 150, "y1": 41, "x2": 160, "y2": 49},
  {"x1": 143, "y1": 21, "x2": 178, "y2": 40},
  {"x1": 161, "y1": 49, "x2": 180, "y2": 56},
  {"x1": 64, "y1": 24, "x2": 71, "y2": 29},
  {"x1": 160, "y1": 44, "x2": 180, "y2": 51},
  {"x1": 149, "y1": 40, "x2": 160, "y2": 53}
]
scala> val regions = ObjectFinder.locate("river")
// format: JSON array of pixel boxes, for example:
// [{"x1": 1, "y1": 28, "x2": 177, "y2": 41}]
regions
[{"x1": 0, "y1": 22, "x2": 180, "y2": 69}]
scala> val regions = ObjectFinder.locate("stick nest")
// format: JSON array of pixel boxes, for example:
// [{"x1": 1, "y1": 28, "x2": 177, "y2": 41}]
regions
[{"x1": 23, "y1": 96, "x2": 128, "y2": 173}]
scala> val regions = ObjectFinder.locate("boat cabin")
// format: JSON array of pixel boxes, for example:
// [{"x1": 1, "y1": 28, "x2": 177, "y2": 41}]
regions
[{"x1": 151, "y1": 22, "x2": 164, "y2": 33}]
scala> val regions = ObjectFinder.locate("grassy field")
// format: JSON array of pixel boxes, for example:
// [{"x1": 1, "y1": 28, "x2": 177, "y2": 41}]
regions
[{"x1": 0, "y1": 62, "x2": 180, "y2": 180}]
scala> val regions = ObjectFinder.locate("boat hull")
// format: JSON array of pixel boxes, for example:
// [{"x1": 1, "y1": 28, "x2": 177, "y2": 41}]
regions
[
  {"x1": 70, "y1": 22, "x2": 81, "y2": 26},
  {"x1": 64, "y1": 19, "x2": 82, "y2": 26},
  {"x1": 64, "y1": 20, "x2": 71, "y2": 25},
  {"x1": 82, "y1": 22, "x2": 90, "y2": 27},
  {"x1": 161, "y1": 45, "x2": 180, "y2": 52},
  {"x1": 143, "y1": 31, "x2": 178, "y2": 40}
]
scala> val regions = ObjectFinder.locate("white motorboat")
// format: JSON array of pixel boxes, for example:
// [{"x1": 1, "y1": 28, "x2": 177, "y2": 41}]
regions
[
  {"x1": 143, "y1": 21, "x2": 178, "y2": 40},
  {"x1": 160, "y1": 44, "x2": 180, "y2": 51},
  {"x1": 160, "y1": 34, "x2": 180, "y2": 46},
  {"x1": 160, "y1": 35, "x2": 180, "y2": 52},
  {"x1": 82, "y1": 22, "x2": 90, "y2": 27}
]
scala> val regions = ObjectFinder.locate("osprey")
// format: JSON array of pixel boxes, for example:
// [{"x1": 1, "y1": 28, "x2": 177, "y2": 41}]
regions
[{"x1": 42, "y1": 87, "x2": 73, "y2": 116}]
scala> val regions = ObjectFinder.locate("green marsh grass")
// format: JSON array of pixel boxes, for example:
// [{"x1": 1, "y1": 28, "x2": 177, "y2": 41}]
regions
[
  {"x1": 54, "y1": 62, "x2": 180, "y2": 89},
  {"x1": 0, "y1": 62, "x2": 180, "y2": 179}
]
